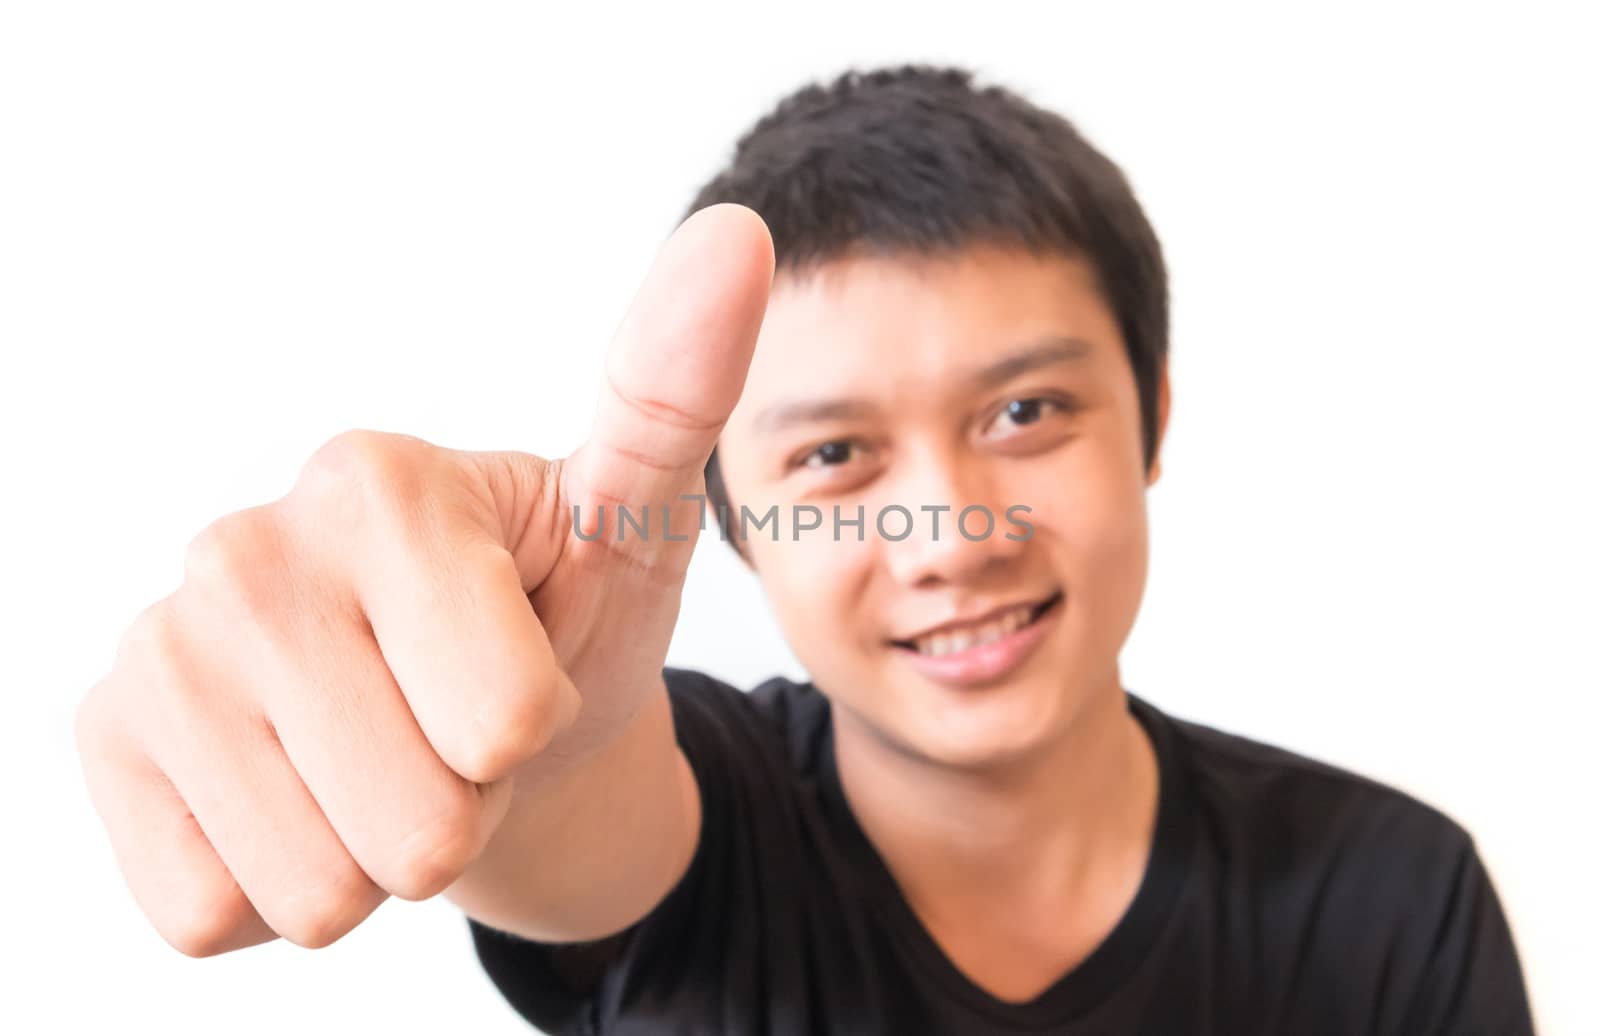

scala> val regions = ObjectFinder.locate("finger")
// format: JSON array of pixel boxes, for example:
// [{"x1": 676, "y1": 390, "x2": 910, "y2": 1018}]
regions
[
  {"x1": 115, "y1": 595, "x2": 391, "y2": 949},
  {"x1": 352, "y1": 509, "x2": 582, "y2": 785},
  {"x1": 77, "y1": 699, "x2": 277, "y2": 957},
  {"x1": 565, "y1": 202, "x2": 774, "y2": 520},
  {"x1": 138, "y1": 695, "x2": 389, "y2": 950},
  {"x1": 258, "y1": 597, "x2": 520, "y2": 897}
]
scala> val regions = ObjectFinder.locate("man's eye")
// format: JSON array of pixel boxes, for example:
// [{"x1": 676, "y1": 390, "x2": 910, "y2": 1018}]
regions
[
  {"x1": 991, "y1": 396, "x2": 1068, "y2": 433},
  {"x1": 800, "y1": 441, "x2": 855, "y2": 469}
]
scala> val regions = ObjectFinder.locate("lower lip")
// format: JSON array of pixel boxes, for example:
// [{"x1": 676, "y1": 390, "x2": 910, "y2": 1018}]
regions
[{"x1": 892, "y1": 597, "x2": 1061, "y2": 688}]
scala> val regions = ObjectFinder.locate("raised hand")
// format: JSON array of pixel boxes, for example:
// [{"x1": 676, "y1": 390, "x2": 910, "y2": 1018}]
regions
[{"x1": 74, "y1": 203, "x2": 775, "y2": 956}]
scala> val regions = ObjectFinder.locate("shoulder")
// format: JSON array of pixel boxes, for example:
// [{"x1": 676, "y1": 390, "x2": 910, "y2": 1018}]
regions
[
  {"x1": 1139, "y1": 697, "x2": 1531, "y2": 1030},
  {"x1": 1142, "y1": 695, "x2": 1475, "y2": 868},
  {"x1": 662, "y1": 666, "x2": 833, "y2": 778},
  {"x1": 1137, "y1": 695, "x2": 1483, "y2": 954}
]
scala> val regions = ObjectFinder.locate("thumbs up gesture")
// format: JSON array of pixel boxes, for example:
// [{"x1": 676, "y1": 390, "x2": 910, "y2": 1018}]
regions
[{"x1": 73, "y1": 204, "x2": 775, "y2": 956}]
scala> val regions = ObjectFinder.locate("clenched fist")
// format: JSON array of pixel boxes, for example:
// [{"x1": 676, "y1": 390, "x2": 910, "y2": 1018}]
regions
[{"x1": 73, "y1": 204, "x2": 775, "y2": 957}]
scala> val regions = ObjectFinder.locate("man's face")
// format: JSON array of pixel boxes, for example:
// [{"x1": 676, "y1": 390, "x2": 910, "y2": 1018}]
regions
[{"x1": 714, "y1": 244, "x2": 1167, "y2": 770}]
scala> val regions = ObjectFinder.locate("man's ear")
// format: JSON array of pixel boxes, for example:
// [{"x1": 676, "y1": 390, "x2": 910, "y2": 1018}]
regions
[
  {"x1": 706, "y1": 452, "x2": 757, "y2": 571},
  {"x1": 1147, "y1": 365, "x2": 1171, "y2": 487}
]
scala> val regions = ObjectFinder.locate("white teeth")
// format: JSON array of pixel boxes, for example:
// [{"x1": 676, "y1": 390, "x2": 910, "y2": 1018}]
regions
[{"x1": 912, "y1": 604, "x2": 1035, "y2": 657}]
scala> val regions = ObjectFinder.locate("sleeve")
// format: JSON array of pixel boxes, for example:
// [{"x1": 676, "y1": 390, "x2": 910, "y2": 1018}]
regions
[
  {"x1": 464, "y1": 667, "x2": 769, "y2": 1034},
  {"x1": 1390, "y1": 833, "x2": 1537, "y2": 1036},
  {"x1": 468, "y1": 922, "x2": 633, "y2": 1036}
]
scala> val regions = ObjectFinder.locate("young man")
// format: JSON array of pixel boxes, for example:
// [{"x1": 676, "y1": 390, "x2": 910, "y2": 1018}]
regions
[{"x1": 76, "y1": 65, "x2": 1533, "y2": 1034}]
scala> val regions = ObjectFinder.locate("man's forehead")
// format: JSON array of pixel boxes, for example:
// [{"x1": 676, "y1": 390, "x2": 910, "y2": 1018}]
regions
[
  {"x1": 759, "y1": 244, "x2": 1097, "y2": 329},
  {"x1": 737, "y1": 245, "x2": 1104, "y2": 391}
]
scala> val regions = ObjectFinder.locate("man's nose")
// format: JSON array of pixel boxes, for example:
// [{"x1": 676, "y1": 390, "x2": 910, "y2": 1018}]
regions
[{"x1": 875, "y1": 450, "x2": 1028, "y2": 589}]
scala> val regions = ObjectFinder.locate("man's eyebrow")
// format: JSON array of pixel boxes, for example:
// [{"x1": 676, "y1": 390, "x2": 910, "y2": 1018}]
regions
[
  {"x1": 749, "y1": 336, "x2": 1094, "y2": 435},
  {"x1": 752, "y1": 397, "x2": 879, "y2": 434},
  {"x1": 968, "y1": 336, "x2": 1094, "y2": 392}
]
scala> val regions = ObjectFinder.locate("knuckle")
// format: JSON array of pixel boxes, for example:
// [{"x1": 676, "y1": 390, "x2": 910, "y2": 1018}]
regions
[
  {"x1": 72, "y1": 684, "x2": 108, "y2": 758},
  {"x1": 458, "y1": 688, "x2": 565, "y2": 782},
  {"x1": 277, "y1": 910, "x2": 350, "y2": 951},
  {"x1": 309, "y1": 428, "x2": 394, "y2": 475},
  {"x1": 454, "y1": 727, "x2": 525, "y2": 785},
  {"x1": 114, "y1": 598, "x2": 165, "y2": 669},
  {"x1": 277, "y1": 868, "x2": 375, "y2": 949},
  {"x1": 182, "y1": 509, "x2": 280, "y2": 605},
  {"x1": 386, "y1": 798, "x2": 482, "y2": 901},
  {"x1": 72, "y1": 685, "x2": 127, "y2": 800},
  {"x1": 299, "y1": 429, "x2": 428, "y2": 515},
  {"x1": 72, "y1": 685, "x2": 131, "y2": 781},
  {"x1": 163, "y1": 884, "x2": 256, "y2": 959},
  {"x1": 118, "y1": 600, "x2": 200, "y2": 711}
]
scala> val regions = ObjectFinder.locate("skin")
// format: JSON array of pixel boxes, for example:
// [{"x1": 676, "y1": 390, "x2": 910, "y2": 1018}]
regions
[
  {"x1": 75, "y1": 209, "x2": 1166, "y2": 1006},
  {"x1": 713, "y1": 243, "x2": 1172, "y2": 1001},
  {"x1": 73, "y1": 204, "x2": 774, "y2": 955}
]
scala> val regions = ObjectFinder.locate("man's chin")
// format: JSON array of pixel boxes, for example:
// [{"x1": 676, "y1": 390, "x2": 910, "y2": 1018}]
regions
[{"x1": 861, "y1": 677, "x2": 1065, "y2": 774}]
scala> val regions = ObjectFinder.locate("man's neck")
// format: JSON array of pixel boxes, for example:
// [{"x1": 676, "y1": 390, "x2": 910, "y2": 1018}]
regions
[{"x1": 830, "y1": 678, "x2": 1160, "y2": 998}]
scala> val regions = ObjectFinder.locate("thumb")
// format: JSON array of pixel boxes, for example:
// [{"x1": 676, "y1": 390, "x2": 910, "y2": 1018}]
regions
[{"x1": 564, "y1": 203, "x2": 774, "y2": 530}]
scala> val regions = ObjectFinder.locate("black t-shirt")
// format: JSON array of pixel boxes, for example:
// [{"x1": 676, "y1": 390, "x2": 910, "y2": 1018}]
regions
[{"x1": 469, "y1": 668, "x2": 1534, "y2": 1034}]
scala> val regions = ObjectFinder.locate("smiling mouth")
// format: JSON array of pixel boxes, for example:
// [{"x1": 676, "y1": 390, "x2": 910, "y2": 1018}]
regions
[{"x1": 889, "y1": 591, "x2": 1064, "y2": 658}]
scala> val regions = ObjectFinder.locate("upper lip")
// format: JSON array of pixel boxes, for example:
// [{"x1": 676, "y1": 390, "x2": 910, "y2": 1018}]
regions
[{"x1": 891, "y1": 592, "x2": 1059, "y2": 644}]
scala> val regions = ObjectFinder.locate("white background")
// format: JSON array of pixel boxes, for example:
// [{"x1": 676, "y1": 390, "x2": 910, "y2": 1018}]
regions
[{"x1": 2, "y1": 2, "x2": 1595, "y2": 1033}]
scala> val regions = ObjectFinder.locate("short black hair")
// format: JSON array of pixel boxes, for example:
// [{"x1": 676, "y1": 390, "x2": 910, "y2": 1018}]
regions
[{"x1": 685, "y1": 63, "x2": 1168, "y2": 547}]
